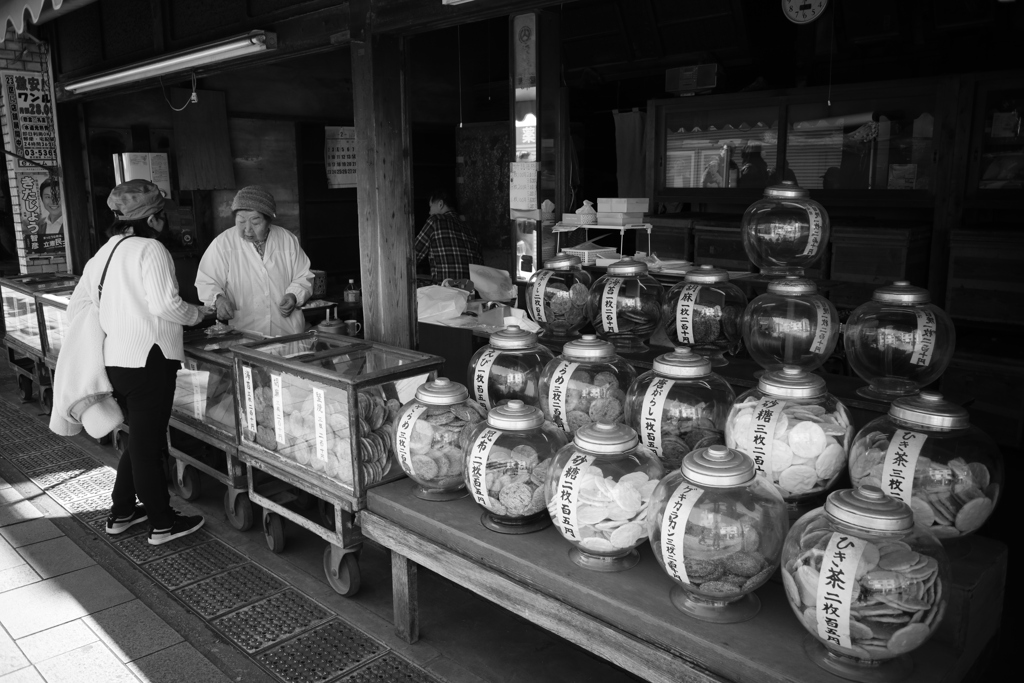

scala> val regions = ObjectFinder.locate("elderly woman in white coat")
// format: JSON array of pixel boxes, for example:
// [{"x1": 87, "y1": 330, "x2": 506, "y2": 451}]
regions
[{"x1": 195, "y1": 186, "x2": 314, "y2": 337}]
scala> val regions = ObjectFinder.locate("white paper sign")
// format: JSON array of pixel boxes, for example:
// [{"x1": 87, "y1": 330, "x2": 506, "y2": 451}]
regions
[
  {"x1": 641, "y1": 377, "x2": 675, "y2": 455},
  {"x1": 554, "y1": 452, "x2": 595, "y2": 541},
  {"x1": 395, "y1": 404, "x2": 430, "y2": 476},
  {"x1": 746, "y1": 397, "x2": 787, "y2": 477},
  {"x1": 187, "y1": 360, "x2": 203, "y2": 421},
  {"x1": 547, "y1": 361, "x2": 580, "y2": 431},
  {"x1": 881, "y1": 430, "x2": 927, "y2": 505},
  {"x1": 809, "y1": 299, "x2": 831, "y2": 356},
  {"x1": 271, "y1": 374, "x2": 286, "y2": 445},
  {"x1": 661, "y1": 482, "x2": 705, "y2": 584},
  {"x1": 910, "y1": 309, "x2": 937, "y2": 367},
  {"x1": 816, "y1": 533, "x2": 866, "y2": 650},
  {"x1": 468, "y1": 427, "x2": 502, "y2": 507},
  {"x1": 529, "y1": 270, "x2": 555, "y2": 323},
  {"x1": 471, "y1": 348, "x2": 502, "y2": 407},
  {"x1": 802, "y1": 204, "x2": 824, "y2": 257},
  {"x1": 510, "y1": 161, "x2": 539, "y2": 210},
  {"x1": 313, "y1": 387, "x2": 328, "y2": 462},
  {"x1": 325, "y1": 126, "x2": 358, "y2": 189},
  {"x1": 600, "y1": 278, "x2": 623, "y2": 333},
  {"x1": 674, "y1": 284, "x2": 701, "y2": 344},
  {"x1": 242, "y1": 366, "x2": 257, "y2": 433}
]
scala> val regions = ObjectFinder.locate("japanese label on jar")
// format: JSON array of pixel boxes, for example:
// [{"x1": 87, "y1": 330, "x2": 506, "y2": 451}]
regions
[
  {"x1": 313, "y1": 387, "x2": 328, "y2": 462},
  {"x1": 395, "y1": 404, "x2": 429, "y2": 476},
  {"x1": 271, "y1": 374, "x2": 286, "y2": 445},
  {"x1": 641, "y1": 377, "x2": 675, "y2": 455},
  {"x1": 910, "y1": 309, "x2": 937, "y2": 367},
  {"x1": 674, "y1": 284, "x2": 701, "y2": 344},
  {"x1": 468, "y1": 427, "x2": 502, "y2": 508},
  {"x1": 547, "y1": 361, "x2": 580, "y2": 431},
  {"x1": 187, "y1": 360, "x2": 203, "y2": 421},
  {"x1": 555, "y1": 452, "x2": 595, "y2": 540},
  {"x1": 881, "y1": 430, "x2": 927, "y2": 505},
  {"x1": 802, "y1": 205, "x2": 824, "y2": 257},
  {"x1": 746, "y1": 397, "x2": 787, "y2": 477},
  {"x1": 660, "y1": 482, "x2": 705, "y2": 584},
  {"x1": 601, "y1": 278, "x2": 623, "y2": 333},
  {"x1": 809, "y1": 300, "x2": 831, "y2": 356},
  {"x1": 816, "y1": 533, "x2": 865, "y2": 650},
  {"x1": 242, "y1": 366, "x2": 256, "y2": 433},
  {"x1": 530, "y1": 271, "x2": 555, "y2": 323},
  {"x1": 472, "y1": 348, "x2": 502, "y2": 407}
]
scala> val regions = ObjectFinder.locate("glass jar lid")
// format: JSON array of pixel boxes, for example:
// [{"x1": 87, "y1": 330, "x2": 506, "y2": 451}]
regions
[
  {"x1": 414, "y1": 377, "x2": 470, "y2": 405},
  {"x1": 872, "y1": 280, "x2": 931, "y2": 304},
  {"x1": 825, "y1": 486, "x2": 914, "y2": 533},
  {"x1": 573, "y1": 421, "x2": 639, "y2": 454},
  {"x1": 562, "y1": 334, "x2": 617, "y2": 361},
  {"x1": 653, "y1": 347, "x2": 712, "y2": 378},
  {"x1": 489, "y1": 325, "x2": 538, "y2": 350},
  {"x1": 607, "y1": 257, "x2": 648, "y2": 276},
  {"x1": 487, "y1": 400, "x2": 545, "y2": 430},
  {"x1": 758, "y1": 366, "x2": 826, "y2": 398},
  {"x1": 767, "y1": 276, "x2": 818, "y2": 296},
  {"x1": 888, "y1": 391, "x2": 969, "y2": 429},
  {"x1": 684, "y1": 264, "x2": 729, "y2": 284},
  {"x1": 681, "y1": 444, "x2": 755, "y2": 487},
  {"x1": 543, "y1": 252, "x2": 583, "y2": 269},
  {"x1": 763, "y1": 180, "x2": 809, "y2": 199}
]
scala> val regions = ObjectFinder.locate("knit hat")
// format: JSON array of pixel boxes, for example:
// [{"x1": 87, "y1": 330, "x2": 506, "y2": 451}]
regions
[
  {"x1": 231, "y1": 186, "x2": 277, "y2": 218},
  {"x1": 107, "y1": 179, "x2": 165, "y2": 220}
]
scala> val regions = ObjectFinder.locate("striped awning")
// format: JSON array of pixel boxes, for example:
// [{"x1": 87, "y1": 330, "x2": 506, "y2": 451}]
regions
[{"x1": 1, "y1": 0, "x2": 95, "y2": 40}]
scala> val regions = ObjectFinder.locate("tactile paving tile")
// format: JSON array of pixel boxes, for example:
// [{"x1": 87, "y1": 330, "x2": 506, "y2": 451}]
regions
[
  {"x1": 27, "y1": 458, "x2": 105, "y2": 488},
  {"x1": 145, "y1": 540, "x2": 247, "y2": 589},
  {"x1": 213, "y1": 590, "x2": 334, "y2": 654},
  {"x1": 256, "y1": 620, "x2": 386, "y2": 683},
  {"x1": 45, "y1": 469, "x2": 116, "y2": 503},
  {"x1": 0, "y1": 434, "x2": 72, "y2": 458},
  {"x1": 112, "y1": 529, "x2": 212, "y2": 564},
  {"x1": 339, "y1": 653, "x2": 441, "y2": 683},
  {"x1": 64, "y1": 494, "x2": 113, "y2": 517},
  {"x1": 11, "y1": 446, "x2": 88, "y2": 472},
  {"x1": 175, "y1": 564, "x2": 286, "y2": 619},
  {"x1": 0, "y1": 423, "x2": 49, "y2": 445}
]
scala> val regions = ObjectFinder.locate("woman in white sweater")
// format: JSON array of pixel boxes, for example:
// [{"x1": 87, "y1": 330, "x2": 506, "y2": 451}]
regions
[{"x1": 68, "y1": 179, "x2": 212, "y2": 545}]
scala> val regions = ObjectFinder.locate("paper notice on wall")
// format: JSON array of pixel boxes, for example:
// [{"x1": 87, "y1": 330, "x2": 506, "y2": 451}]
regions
[
  {"x1": 510, "y1": 162, "x2": 539, "y2": 210},
  {"x1": 326, "y1": 126, "x2": 358, "y2": 189}
]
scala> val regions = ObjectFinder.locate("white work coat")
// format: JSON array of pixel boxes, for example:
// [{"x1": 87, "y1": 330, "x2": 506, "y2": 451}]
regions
[{"x1": 195, "y1": 225, "x2": 314, "y2": 337}]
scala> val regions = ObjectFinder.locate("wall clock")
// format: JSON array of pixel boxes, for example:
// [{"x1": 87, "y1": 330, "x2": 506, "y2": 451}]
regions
[{"x1": 782, "y1": 0, "x2": 829, "y2": 25}]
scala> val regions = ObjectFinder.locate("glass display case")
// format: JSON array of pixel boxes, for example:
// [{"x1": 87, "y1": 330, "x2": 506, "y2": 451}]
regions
[
  {"x1": 1, "y1": 274, "x2": 79, "y2": 355},
  {"x1": 968, "y1": 80, "x2": 1024, "y2": 192},
  {"x1": 35, "y1": 288, "x2": 75, "y2": 367}
]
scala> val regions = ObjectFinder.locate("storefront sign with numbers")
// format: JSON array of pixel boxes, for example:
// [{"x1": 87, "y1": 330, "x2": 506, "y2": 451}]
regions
[{"x1": 325, "y1": 126, "x2": 358, "y2": 188}]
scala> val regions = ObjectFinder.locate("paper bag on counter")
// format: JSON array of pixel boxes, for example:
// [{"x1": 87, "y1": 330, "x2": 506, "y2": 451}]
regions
[
  {"x1": 469, "y1": 264, "x2": 516, "y2": 303},
  {"x1": 417, "y1": 285, "x2": 470, "y2": 322}
]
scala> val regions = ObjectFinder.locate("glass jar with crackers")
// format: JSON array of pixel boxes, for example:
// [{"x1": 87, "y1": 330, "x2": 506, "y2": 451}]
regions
[
  {"x1": 525, "y1": 252, "x2": 594, "y2": 341},
  {"x1": 741, "y1": 181, "x2": 830, "y2": 277},
  {"x1": 586, "y1": 257, "x2": 665, "y2": 354},
  {"x1": 467, "y1": 325, "x2": 554, "y2": 411},
  {"x1": 742, "y1": 277, "x2": 840, "y2": 373},
  {"x1": 661, "y1": 265, "x2": 748, "y2": 366}
]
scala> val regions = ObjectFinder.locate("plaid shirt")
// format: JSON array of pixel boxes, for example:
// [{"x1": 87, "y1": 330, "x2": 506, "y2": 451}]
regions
[{"x1": 414, "y1": 211, "x2": 482, "y2": 282}]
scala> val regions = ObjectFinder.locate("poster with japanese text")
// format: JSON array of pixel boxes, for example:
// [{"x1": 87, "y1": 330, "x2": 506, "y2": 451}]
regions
[
  {"x1": 325, "y1": 126, "x2": 358, "y2": 189},
  {"x1": 17, "y1": 171, "x2": 65, "y2": 254}
]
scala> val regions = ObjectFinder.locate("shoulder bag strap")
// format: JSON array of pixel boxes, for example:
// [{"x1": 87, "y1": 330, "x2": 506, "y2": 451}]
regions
[{"x1": 98, "y1": 236, "x2": 134, "y2": 304}]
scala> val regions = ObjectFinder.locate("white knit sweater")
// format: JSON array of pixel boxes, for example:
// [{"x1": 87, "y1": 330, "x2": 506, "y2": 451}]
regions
[{"x1": 67, "y1": 235, "x2": 201, "y2": 367}]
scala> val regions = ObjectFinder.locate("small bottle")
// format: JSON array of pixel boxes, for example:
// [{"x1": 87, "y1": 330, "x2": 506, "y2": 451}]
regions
[{"x1": 344, "y1": 279, "x2": 361, "y2": 303}]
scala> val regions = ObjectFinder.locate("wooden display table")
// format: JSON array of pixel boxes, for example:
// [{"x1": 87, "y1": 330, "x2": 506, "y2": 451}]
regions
[{"x1": 361, "y1": 480, "x2": 999, "y2": 683}]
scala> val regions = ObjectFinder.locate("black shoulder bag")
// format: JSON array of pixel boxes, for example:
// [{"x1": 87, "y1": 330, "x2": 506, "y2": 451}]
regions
[{"x1": 97, "y1": 236, "x2": 134, "y2": 303}]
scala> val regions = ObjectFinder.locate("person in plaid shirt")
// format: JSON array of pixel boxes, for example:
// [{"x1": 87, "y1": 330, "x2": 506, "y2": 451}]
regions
[{"x1": 414, "y1": 189, "x2": 482, "y2": 282}]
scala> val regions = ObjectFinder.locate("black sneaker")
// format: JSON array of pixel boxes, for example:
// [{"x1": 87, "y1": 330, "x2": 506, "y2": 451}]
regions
[
  {"x1": 105, "y1": 506, "x2": 148, "y2": 535},
  {"x1": 148, "y1": 513, "x2": 204, "y2": 546}
]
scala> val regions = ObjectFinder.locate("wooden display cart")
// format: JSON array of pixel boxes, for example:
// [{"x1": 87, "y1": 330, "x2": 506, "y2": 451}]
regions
[{"x1": 231, "y1": 330, "x2": 442, "y2": 595}]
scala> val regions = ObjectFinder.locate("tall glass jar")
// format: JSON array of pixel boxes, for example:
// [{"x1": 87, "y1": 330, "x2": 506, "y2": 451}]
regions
[
  {"x1": 586, "y1": 257, "x2": 665, "y2": 354},
  {"x1": 743, "y1": 277, "x2": 840, "y2": 372},
  {"x1": 844, "y1": 282, "x2": 956, "y2": 400},
  {"x1": 741, "y1": 181, "x2": 830, "y2": 277},
  {"x1": 725, "y1": 367, "x2": 853, "y2": 515},
  {"x1": 647, "y1": 445, "x2": 788, "y2": 623},
  {"x1": 848, "y1": 392, "x2": 1002, "y2": 544},
  {"x1": 462, "y1": 400, "x2": 568, "y2": 534},
  {"x1": 393, "y1": 378, "x2": 487, "y2": 501},
  {"x1": 525, "y1": 252, "x2": 593, "y2": 341},
  {"x1": 624, "y1": 347, "x2": 735, "y2": 471},
  {"x1": 538, "y1": 335, "x2": 637, "y2": 435},
  {"x1": 782, "y1": 487, "x2": 950, "y2": 682},
  {"x1": 544, "y1": 422, "x2": 664, "y2": 571},
  {"x1": 467, "y1": 325, "x2": 555, "y2": 411},
  {"x1": 662, "y1": 265, "x2": 748, "y2": 366}
]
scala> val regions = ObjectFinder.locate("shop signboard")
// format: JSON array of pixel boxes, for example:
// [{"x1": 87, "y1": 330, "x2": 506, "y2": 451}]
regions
[{"x1": 325, "y1": 126, "x2": 358, "y2": 189}]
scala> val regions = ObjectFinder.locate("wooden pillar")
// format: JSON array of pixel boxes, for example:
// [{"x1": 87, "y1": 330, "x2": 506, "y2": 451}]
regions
[
  {"x1": 929, "y1": 76, "x2": 971, "y2": 306},
  {"x1": 55, "y1": 102, "x2": 92, "y2": 274},
  {"x1": 351, "y1": 7, "x2": 416, "y2": 349}
]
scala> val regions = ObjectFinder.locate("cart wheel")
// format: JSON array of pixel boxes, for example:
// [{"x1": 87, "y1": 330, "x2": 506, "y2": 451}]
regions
[
  {"x1": 17, "y1": 375, "x2": 33, "y2": 401},
  {"x1": 323, "y1": 546, "x2": 361, "y2": 596},
  {"x1": 39, "y1": 387, "x2": 53, "y2": 413},
  {"x1": 318, "y1": 499, "x2": 336, "y2": 531},
  {"x1": 176, "y1": 466, "x2": 202, "y2": 501},
  {"x1": 293, "y1": 490, "x2": 315, "y2": 511},
  {"x1": 224, "y1": 491, "x2": 255, "y2": 531},
  {"x1": 263, "y1": 512, "x2": 286, "y2": 553}
]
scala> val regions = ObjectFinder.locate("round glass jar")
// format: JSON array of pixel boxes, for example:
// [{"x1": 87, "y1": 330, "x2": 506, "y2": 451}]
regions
[
  {"x1": 725, "y1": 367, "x2": 852, "y2": 510},
  {"x1": 844, "y1": 282, "x2": 956, "y2": 400},
  {"x1": 741, "y1": 181, "x2": 830, "y2": 277},
  {"x1": 848, "y1": 392, "x2": 1002, "y2": 543},
  {"x1": 538, "y1": 335, "x2": 637, "y2": 436},
  {"x1": 662, "y1": 265, "x2": 748, "y2": 366},
  {"x1": 467, "y1": 325, "x2": 555, "y2": 411},
  {"x1": 624, "y1": 347, "x2": 735, "y2": 471},
  {"x1": 525, "y1": 252, "x2": 594, "y2": 341},
  {"x1": 462, "y1": 401, "x2": 568, "y2": 534},
  {"x1": 586, "y1": 257, "x2": 665, "y2": 354},
  {"x1": 393, "y1": 378, "x2": 487, "y2": 501},
  {"x1": 782, "y1": 486, "x2": 950, "y2": 682},
  {"x1": 743, "y1": 277, "x2": 840, "y2": 372},
  {"x1": 544, "y1": 422, "x2": 664, "y2": 571}
]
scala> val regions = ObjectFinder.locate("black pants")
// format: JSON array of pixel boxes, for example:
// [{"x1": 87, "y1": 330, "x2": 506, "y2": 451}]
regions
[{"x1": 107, "y1": 345, "x2": 180, "y2": 529}]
